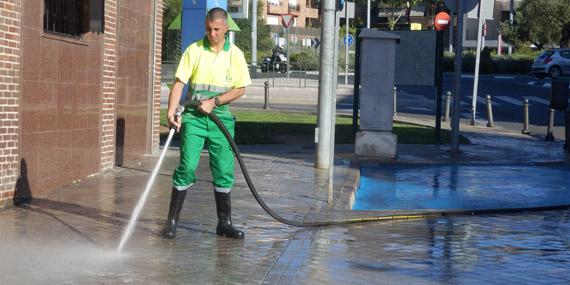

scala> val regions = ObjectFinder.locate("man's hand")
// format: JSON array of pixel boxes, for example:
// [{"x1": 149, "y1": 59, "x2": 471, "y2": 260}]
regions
[
  {"x1": 198, "y1": 97, "x2": 217, "y2": 114},
  {"x1": 168, "y1": 114, "x2": 181, "y2": 132}
]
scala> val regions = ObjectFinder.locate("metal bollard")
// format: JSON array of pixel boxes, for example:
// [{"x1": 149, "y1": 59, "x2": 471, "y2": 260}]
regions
[
  {"x1": 564, "y1": 110, "x2": 570, "y2": 152},
  {"x1": 522, "y1": 97, "x2": 530, "y2": 134},
  {"x1": 443, "y1": 91, "x2": 452, "y2": 122},
  {"x1": 486, "y1": 95, "x2": 494, "y2": 128},
  {"x1": 263, "y1": 80, "x2": 270, "y2": 110},
  {"x1": 393, "y1": 86, "x2": 398, "y2": 116},
  {"x1": 545, "y1": 108, "x2": 555, "y2": 141}
]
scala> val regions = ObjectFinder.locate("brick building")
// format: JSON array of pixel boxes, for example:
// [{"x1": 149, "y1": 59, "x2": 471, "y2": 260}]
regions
[
  {"x1": 0, "y1": 0, "x2": 163, "y2": 208},
  {"x1": 228, "y1": 0, "x2": 319, "y2": 28},
  {"x1": 264, "y1": 0, "x2": 319, "y2": 28}
]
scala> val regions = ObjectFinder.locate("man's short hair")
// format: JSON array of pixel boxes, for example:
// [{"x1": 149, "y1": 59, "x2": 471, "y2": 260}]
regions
[{"x1": 206, "y1": 8, "x2": 228, "y2": 25}]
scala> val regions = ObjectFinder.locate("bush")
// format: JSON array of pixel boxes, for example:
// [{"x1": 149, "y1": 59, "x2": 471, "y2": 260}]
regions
[
  {"x1": 443, "y1": 51, "x2": 534, "y2": 74},
  {"x1": 290, "y1": 50, "x2": 319, "y2": 71}
]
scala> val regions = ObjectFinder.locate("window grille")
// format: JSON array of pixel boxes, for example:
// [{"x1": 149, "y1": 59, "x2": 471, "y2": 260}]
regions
[{"x1": 43, "y1": 0, "x2": 104, "y2": 37}]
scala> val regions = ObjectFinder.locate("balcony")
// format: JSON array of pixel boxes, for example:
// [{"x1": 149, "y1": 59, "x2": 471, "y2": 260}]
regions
[
  {"x1": 288, "y1": 0, "x2": 300, "y2": 14},
  {"x1": 267, "y1": 0, "x2": 288, "y2": 14}
]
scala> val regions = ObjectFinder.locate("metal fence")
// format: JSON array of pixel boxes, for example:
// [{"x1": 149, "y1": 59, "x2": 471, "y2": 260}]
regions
[{"x1": 250, "y1": 62, "x2": 319, "y2": 88}]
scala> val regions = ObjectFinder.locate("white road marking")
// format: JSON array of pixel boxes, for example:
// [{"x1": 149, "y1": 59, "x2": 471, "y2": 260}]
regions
[
  {"x1": 495, "y1": 96, "x2": 523, "y2": 106},
  {"x1": 527, "y1": 96, "x2": 550, "y2": 105}
]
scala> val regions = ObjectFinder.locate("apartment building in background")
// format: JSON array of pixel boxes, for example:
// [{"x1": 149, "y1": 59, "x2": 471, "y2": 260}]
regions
[{"x1": 228, "y1": 0, "x2": 319, "y2": 28}]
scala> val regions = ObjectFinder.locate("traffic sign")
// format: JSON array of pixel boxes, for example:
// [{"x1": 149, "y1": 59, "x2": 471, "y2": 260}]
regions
[
  {"x1": 434, "y1": 12, "x2": 451, "y2": 31},
  {"x1": 444, "y1": 0, "x2": 478, "y2": 14},
  {"x1": 467, "y1": 0, "x2": 495, "y2": 20},
  {"x1": 290, "y1": 34, "x2": 297, "y2": 44},
  {"x1": 311, "y1": 38, "x2": 320, "y2": 49},
  {"x1": 281, "y1": 14, "x2": 294, "y2": 28},
  {"x1": 343, "y1": 34, "x2": 353, "y2": 46}
]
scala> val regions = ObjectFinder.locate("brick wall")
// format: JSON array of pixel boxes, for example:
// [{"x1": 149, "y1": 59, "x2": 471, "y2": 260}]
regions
[
  {"x1": 0, "y1": 0, "x2": 21, "y2": 208},
  {"x1": 100, "y1": 0, "x2": 118, "y2": 170},
  {"x1": 151, "y1": 0, "x2": 164, "y2": 154}
]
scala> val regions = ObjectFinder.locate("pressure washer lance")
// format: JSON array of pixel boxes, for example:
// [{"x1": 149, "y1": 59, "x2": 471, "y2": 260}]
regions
[
  {"x1": 184, "y1": 101, "x2": 429, "y2": 227},
  {"x1": 117, "y1": 106, "x2": 184, "y2": 253}
]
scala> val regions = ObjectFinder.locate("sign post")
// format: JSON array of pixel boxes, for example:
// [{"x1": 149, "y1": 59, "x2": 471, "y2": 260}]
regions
[
  {"x1": 344, "y1": 1, "x2": 349, "y2": 85},
  {"x1": 468, "y1": 0, "x2": 495, "y2": 126},
  {"x1": 343, "y1": 35, "x2": 353, "y2": 84},
  {"x1": 434, "y1": 12, "x2": 450, "y2": 143},
  {"x1": 281, "y1": 14, "x2": 294, "y2": 77}
]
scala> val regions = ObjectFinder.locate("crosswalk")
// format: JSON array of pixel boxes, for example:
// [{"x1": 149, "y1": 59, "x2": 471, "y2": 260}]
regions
[{"x1": 526, "y1": 81, "x2": 570, "y2": 89}]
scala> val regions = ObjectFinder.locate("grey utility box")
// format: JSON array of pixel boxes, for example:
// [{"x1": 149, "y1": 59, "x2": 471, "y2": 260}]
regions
[{"x1": 355, "y1": 29, "x2": 400, "y2": 158}]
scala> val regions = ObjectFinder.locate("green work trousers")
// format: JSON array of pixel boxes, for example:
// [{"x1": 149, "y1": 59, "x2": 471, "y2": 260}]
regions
[{"x1": 172, "y1": 111, "x2": 235, "y2": 192}]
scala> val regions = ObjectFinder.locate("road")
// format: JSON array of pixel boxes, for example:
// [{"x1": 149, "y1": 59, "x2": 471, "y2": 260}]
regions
[
  {"x1": 162, "y1": 73, "x2": 570, "y2": 141},
  {"x1": 397, "y1": 74, "x2": 570, "y2": 140}
]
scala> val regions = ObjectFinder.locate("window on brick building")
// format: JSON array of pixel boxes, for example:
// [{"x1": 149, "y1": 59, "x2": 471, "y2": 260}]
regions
[{"x1": 43, "y1": 0, "x2": 104, "y2": 37}]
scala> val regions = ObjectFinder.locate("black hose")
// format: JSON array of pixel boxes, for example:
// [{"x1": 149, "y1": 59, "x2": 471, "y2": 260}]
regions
[{"x1": 202, "y1": 108, "x2": 429, "y2": 227}]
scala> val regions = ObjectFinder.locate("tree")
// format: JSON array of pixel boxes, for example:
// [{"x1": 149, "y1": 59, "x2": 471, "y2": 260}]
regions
[
  {"x1": 233, "y1": 1, "x2": 274, "y2": 64},
  {"x1": 352, "y1": 0, "x2": 439, "y2": 30},
  {"x1": 162, "y1": 0, "x2": 182, "y2": 61},
  {"x1": 379, "y1": 0, "x2": 423, "y2": 30},
  {"x1": 501, "y1": 0, "x2": 570, "y2": 49}
]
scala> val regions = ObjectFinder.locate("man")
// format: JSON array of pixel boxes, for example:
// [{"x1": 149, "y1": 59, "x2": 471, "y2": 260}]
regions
[{"x1": 162, "y1": 7, "x2": 251, "y2": 239}]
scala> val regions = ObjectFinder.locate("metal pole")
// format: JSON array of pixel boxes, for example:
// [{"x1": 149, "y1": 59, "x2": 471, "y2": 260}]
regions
[
  {"x1": 352, "y1": 28, "x2": 361, "y2": 138},
  {"x1": 393, "y1": 86, "x2": 397, "y2": 116},
  {"x1": 564, "y1": 110, "x2": 570, "y2": 152},
  {"x1": 546, "y1": 108, "x2": 555, "y2": 141},
  {"x1": 448, "y1": 13, "x2": 454, "y2": 53},
  {"x1": 316, "y1": 0, "x2": 336, "y2": 169},
  {"x1": 345, "y1": 4, "x2": 349, "y2": 85},
  {"x1": 367, "y1": 0, "x2": 370, "y2": 28},
  {"x1": 329, "y1": 11, "x2": 340, "y2": 170},
  {"x1": 470, "y1": 6, "x2": 485, "y2": 126},
  {"x1": 263, "y1": 80, "x2": 270, "y2": 109},
  {"x1": 251, "y1": 0, "x2": 257, "y2": 77},
  {"x1": 450, "y1": 0, "x2": 464, "y2": 155},
  {"x1": 435, "y1": 30, "x2": 444, "y2": 143},
  {"x1": 285, "y1": 27, "x2": 289, "y2": 78},
  {"x1": 508, "y1": 0, "x2": 514, "y2": 55},
  {"x1": 444, "y1": 91, "x2": 452, "y2": 122},
  {"x1": 486, "y1": 95, "x2": 494, "y2": 127},
  {"x1": 522, "y1": 97, "x2": 530, "y2": 134}
]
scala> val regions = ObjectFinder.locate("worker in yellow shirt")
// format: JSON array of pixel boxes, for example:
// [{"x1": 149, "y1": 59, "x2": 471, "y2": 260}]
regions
[{"x1": 162, "y1": 7, "x2": 251, "y2": 239}]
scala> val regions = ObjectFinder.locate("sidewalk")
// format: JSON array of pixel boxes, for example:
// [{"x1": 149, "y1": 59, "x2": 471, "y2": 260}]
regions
[{"x1": 1, "y1": 99, "x2": 570, "y2": 283}]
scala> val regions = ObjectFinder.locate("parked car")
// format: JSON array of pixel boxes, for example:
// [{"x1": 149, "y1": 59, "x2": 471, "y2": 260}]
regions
[
  {"x1": 531, "y1": 48, "x2": 570, "y2": 79},
  {"x1": 260, "y1": 46, "x2": 287, "y2": 73}
]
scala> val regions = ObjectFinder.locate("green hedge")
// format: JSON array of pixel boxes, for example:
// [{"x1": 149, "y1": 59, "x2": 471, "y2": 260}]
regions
[
  {"x1": 289, "y1": 50, "x2": 320, "y2": 71},
  {"x1": 443, "y1": 50, "x2": 536, "y2": 75}
]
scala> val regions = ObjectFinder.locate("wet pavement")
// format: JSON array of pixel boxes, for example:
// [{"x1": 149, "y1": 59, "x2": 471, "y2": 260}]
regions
[
  {"x1": 354, "y1": 164, "x2": 570, "y2": 211},
  {"x1": 2, "y1": 99, "x2": 570, "y2": 283}
]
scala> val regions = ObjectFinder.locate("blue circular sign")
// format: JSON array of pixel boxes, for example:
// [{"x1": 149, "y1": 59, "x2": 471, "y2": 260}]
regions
[{"x1": 343, "y1": 34, "x2": 354, "y2": 46}]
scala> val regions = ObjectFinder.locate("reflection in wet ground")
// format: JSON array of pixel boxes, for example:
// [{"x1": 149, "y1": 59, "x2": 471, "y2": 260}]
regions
[
  {"x1": 353, "y1": 164, "x2": 570, "y2": 211},
  {"x1": 296, "y1": 211, "x2": 570, "y2": 284}
]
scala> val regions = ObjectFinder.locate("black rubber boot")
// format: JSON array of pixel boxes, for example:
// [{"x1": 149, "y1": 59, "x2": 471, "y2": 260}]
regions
[
  {"x1": 161, "y1": 188, "x2": 187, "y2": 239},
  {"x1": 214, "y1": 191, "x2": 244, "y2": 239}
]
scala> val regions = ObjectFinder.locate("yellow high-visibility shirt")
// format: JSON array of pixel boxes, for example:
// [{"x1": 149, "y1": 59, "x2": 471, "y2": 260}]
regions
[{"x1": 175, "y1": 35, "x2": 251, "y2": 116}]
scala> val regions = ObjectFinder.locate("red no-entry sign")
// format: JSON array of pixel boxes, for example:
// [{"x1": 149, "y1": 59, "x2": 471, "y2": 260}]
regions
[{"x1": 434, "y1": 12, "x2": 451, "y2": 31}]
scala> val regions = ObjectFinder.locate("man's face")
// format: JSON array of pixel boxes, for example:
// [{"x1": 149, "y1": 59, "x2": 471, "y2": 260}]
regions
[{"x1": 205, "y1": 18, "x2": 228, "y2": 46}]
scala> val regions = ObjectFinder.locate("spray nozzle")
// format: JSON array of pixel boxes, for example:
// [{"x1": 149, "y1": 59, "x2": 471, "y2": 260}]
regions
[{"x1": 175, "y1": 106, "x2": 185, "y2": 118}]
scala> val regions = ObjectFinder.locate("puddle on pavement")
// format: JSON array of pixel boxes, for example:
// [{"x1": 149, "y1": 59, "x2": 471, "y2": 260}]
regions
[{"x1": 352, "y1": 164, "x2": 570, "y2": 211}]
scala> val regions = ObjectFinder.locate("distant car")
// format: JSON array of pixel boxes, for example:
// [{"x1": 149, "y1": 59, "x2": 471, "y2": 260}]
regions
[{"x1": 531, "y1": 48, "x2": 570, "y2": 79}]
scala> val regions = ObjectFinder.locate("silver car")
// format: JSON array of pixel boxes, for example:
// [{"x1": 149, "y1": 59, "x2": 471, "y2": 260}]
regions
[{"x1": 531, "y1": 48, "x2": 570, "y2": 79}]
